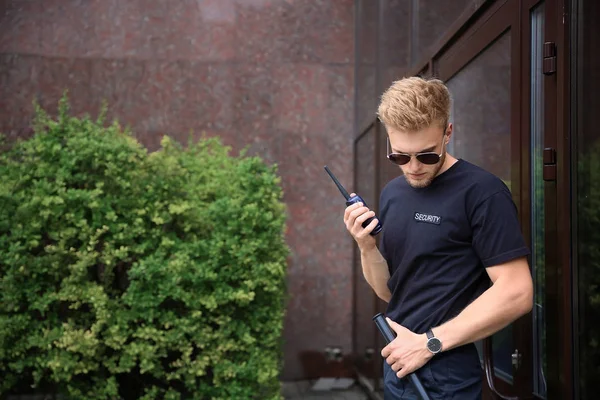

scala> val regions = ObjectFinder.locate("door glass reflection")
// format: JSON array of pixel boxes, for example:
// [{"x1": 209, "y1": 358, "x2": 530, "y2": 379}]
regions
[{"x1": 530, "y1": 3, "x2": 547, "y2": 398}]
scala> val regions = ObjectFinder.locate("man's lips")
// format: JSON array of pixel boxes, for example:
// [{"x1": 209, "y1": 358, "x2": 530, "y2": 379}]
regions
[{"x1": 408, "y1": 173, "x2": 426, "y2": 179}]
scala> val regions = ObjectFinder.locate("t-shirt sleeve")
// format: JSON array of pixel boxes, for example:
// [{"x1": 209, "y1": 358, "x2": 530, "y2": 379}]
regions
[{"x1": 471, "y1": 190, "x2": 530, "y2": 268}]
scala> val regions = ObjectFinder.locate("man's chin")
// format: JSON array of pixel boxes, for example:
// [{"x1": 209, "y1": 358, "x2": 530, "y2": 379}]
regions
[{"x1": 404, "y1": 175, "x2": 433, "y2": 188}]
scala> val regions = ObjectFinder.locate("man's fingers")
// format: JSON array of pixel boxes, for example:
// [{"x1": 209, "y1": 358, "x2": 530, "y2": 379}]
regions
[
  {"x1": 396, "y1": 365, "x2": 415, "y2": 379},
  {"x1": 355, "y1": 210, "x2": 375, "y2": 225},
  {"x1": 364, "y1": 217, "x2": 379, "y2": 231},
  {"x1": 343, "y1": 202, "x2": 363, "y2": 221},
  {"x1": 349, "y1": 205, "x2": 369, "y2": 220},
  {"x1": 381, "y1": 345, "x2": 391, "y2": 358},
  {"x1": 381, "y1": 342, "x2": 396, "y2": 359},
  {"x1": 344, "y1": 201, "x2": 363, "y2": 215},
  {"x1": 355, "y1": 217, "x2": 379, "y2": 238},
  {"x1": 344, "y1": 202, "x2": 363, "y2": 230},
  {"x1": 347, "y1": 206, "x2": 371, "y2": 234}
]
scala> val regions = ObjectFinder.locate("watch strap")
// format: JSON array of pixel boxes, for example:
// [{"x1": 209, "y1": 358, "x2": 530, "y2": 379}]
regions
[{"x1": 426, "y1": 329, "x2": 434, "y2": 339}]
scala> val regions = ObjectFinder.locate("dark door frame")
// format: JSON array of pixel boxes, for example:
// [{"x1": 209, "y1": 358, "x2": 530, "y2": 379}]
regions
[
  {"x1": 352, "y1": 0, "x2": 573, "y2": 398},
  {"x1": 542, "y1": 0, "x2": 573, "y2": 398}
]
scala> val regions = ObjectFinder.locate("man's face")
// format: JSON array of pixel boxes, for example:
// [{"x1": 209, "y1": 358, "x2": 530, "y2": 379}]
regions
[{"x1": 387, "y1": 123, "x2": 452, "y2": 189}]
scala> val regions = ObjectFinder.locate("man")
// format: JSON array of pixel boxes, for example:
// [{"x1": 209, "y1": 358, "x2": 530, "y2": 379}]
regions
[{"x1": 344, "y1": 77, "x2": 533, "y2": 399}]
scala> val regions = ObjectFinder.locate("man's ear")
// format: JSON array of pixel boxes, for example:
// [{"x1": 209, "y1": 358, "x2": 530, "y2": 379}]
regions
[{"x1": 445, "y1": 123, "x2": 453, "y2": 143}]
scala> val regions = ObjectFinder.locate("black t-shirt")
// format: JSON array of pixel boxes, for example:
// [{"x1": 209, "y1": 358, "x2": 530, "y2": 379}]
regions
[{"x1": 378, "y1": 159, "x2": 530, "y2": 334}]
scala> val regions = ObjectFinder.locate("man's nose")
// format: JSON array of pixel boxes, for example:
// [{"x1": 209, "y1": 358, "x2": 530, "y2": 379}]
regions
[{"x1": 407, "y1": 156, "x2": 421, "y2": 170}]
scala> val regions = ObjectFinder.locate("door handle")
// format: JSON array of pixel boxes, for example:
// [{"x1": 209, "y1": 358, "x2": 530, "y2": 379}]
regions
[
  {"x1": 512, "y1": 349, "x2": 522, "y2": 369},
  {"x1": 483, "y1": 337, "x2": 519, "y2": 400}
]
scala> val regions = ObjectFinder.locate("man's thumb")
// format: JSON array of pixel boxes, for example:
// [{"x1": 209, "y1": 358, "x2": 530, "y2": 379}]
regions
[{"x1": 385, "y1": 317, "x2": 401, "y2": 331}]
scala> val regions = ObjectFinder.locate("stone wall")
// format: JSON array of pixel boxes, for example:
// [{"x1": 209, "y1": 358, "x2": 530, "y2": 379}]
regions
[{"x1": 0, "y1": 0, "x2": 355, "y2": 380}]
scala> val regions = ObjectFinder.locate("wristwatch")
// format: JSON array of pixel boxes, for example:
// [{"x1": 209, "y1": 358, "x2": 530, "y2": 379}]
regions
[{"x1": 426, "y1": 329, "x2": 442, "y2": 354}]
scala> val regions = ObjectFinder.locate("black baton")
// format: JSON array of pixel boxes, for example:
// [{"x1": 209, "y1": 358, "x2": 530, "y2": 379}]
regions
[{"x1": 373, "y1": 313, "x2": 432, "y2": 400}]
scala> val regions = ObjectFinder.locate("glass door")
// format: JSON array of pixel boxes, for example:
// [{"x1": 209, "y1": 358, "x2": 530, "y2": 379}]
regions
[
  {"x1": 434, "y1": 0, "x2": 565, "y2": 397},
  {"x1": 529, "y1": 2, "x2": 547, "y2": 398},
  {"x1": 536, "y1": 0, "x2": 573, "y2": 397},
  {"x1": 526, "y1": 0, "x2": 571, "y2": 398}
]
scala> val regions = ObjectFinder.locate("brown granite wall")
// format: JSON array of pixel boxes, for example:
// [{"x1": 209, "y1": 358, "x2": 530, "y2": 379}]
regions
[{"x1": 0, "y1": 0, "x2": 354, "y2": 380}]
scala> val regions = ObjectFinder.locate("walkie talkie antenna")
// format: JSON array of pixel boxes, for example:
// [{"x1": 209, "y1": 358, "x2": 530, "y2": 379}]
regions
[{"x1": 324, "y1": 166, "x2": 350, "y2": 200}]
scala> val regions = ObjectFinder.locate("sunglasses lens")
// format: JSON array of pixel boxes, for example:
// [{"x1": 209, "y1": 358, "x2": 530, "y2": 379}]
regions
[
  {"x1": 416, "y1": 153, "x2": 441, "y2": 165},
  {"x1": 388, "y1": 154, "x2": 411, "y2": 165}
]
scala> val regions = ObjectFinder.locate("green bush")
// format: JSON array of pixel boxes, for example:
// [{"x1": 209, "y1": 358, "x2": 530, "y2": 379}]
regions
[{"x1": 0, "y1": 98, "x2": 289, "y2": 400}]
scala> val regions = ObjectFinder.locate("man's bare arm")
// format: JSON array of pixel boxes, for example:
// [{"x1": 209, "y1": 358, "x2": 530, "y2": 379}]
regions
[
  {"x1": 360, "y1": 247, "x2": 392, "y2": 302},
  {"x1": 344, "y1": 198, "x2": 392, "y2": 302},
  {"x1": 432, "y1": 256, "x2": 533, "y2": 352}
]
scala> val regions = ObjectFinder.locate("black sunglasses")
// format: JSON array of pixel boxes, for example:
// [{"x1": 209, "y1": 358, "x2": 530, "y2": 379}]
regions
[{"x1": 387, "y1": 135, "x2": 447, "y2": 166}]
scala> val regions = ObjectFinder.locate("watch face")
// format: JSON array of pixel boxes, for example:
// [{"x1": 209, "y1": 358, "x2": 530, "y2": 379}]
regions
[{"x1": 427, "y1": 338, "x2": 442, "y2": 353}]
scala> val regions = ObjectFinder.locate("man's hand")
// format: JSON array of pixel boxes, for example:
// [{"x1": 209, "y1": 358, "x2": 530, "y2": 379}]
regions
[
  {"x1": 343, "y1": 193, "x2": 379, "y2": 251},
  {"x1": 343, "y1": 193, "x2": 392, "y2": 302},
  {"x1": 381, "y1": 318, "x2": 433, "y2": 379}
]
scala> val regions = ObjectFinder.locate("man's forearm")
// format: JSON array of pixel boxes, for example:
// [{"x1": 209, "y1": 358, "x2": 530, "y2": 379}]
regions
[
  {"x1": 432, "y1": 273, "x2": 533, "y2": 352},
  {"x1": 360, "y1": 246, "x2": 392, "y2": 302}
]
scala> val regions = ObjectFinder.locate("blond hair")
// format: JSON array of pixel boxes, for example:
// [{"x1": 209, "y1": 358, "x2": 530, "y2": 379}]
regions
[{"x1": 377, "y1": 76, "x2": 451, "y2": 132}]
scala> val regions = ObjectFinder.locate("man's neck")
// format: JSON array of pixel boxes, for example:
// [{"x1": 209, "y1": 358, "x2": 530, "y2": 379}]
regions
[{"x1": 436, "y1": 154, "x2": 459, "y2": 177}]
